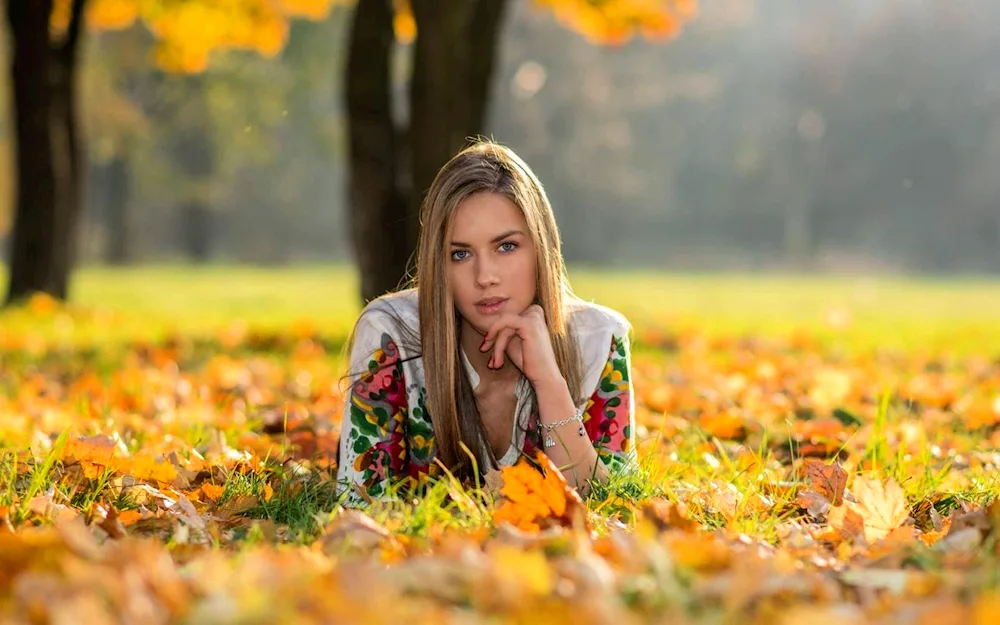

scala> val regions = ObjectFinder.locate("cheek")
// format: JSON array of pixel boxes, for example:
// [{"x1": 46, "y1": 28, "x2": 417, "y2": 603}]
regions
[
  {"x1": 446, "y1": 263, "x2": 474, "y2": 308},
  {"x1": 510, "y1": 253, "x2": 538, "y2": 298}
]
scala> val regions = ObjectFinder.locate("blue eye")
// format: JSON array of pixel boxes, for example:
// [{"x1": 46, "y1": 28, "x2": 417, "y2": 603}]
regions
[
  {"x1": 498, "y1": 241, "x2": 518, "y2": 253},
  {"x1": 450, "y1": 249, "x2": 469, "y2": 261}
]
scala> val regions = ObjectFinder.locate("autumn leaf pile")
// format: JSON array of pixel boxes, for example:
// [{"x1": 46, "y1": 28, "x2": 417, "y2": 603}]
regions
[{"x1": 3, "y1": 294, "x2": 1000, "y2": 624}]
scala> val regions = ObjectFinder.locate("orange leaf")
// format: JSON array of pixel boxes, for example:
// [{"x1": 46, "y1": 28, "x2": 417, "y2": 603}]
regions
[
  {"x1": 698, "y1": 409, "x2": 747, "y2": 440},
  {"x1": 64, "y1": 434, "x2": 128, "y2": 467},
  {"x1": 127, "y1": 454, "x2": 179, "y2": 485},
  {"x1": 116, "y1": 509, "x2": 143, "y2": 526},
  {"x1": 201, "y1": 483, "x2": 225, "y2": 503},
  {"x1": 493, "y1": 452, "x2": 587, "y2": 533}
]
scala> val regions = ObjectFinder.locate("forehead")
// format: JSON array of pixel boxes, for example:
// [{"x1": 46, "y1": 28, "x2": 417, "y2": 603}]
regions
[{"x1": 448, "y1": 192, "x2": 527, "y2": 239}]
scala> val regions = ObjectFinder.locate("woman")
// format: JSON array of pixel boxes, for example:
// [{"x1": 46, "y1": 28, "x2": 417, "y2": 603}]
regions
[{"x1": 336, "y1": 140, "x2": 636, "y2": 506}]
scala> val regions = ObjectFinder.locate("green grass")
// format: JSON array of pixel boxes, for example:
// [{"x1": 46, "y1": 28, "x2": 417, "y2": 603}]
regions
[
  {"x1": 3, "y1": 264, "x2": 1000, "y2": 621},
  {"x1": 2, "y1": 264, "x2": 999, "y2": 355}
]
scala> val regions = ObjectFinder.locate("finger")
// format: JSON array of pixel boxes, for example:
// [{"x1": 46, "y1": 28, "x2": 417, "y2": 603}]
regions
[
  {"x1": 490, "y1": 327, "x2": 517, "y2": 368},
  {"x1": 491, "y1": 327, "x2": 521, "y2": 368},
  {"x1": 482, "y1": 314, "x2": 523, "y2": 348}
]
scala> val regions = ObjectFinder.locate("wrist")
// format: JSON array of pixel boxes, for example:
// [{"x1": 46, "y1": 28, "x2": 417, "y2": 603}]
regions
[{"x1": 530, "y1": 369, "x2": 569, "y2": 395}]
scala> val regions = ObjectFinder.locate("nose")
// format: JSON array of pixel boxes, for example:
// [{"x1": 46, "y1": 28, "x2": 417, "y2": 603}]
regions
[{"x1": 474, "y1": 255, "x2": 500, "y2": 289}]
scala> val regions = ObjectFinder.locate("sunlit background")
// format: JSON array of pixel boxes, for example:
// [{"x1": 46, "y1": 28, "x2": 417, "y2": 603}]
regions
[{"x1": 2, "y1": 1, "x2": 997, "y2": 275}]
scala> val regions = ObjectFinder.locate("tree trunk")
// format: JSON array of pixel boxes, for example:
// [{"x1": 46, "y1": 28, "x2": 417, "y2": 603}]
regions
[
  {"x1": 50, "y1": 0, "x2": 87, "y2": 295},
  {"x1": 345, "y1": 0, "x2": 508, "y2": 304},
  {"x1": 102, "y1": 154, "x2": 131, "y2": 264},
  {"x1": 346, "y1": 0, "x2": 409, "y2": 303},
  {"x1": 4, "y1": 0, "x2": 87, "y2": 306},
  {"x1": 5, "y1": 0, "x2": 59, "y2": 304},
  {"x1": 181, "y1": 201, "x2": 213, "y2": 262},
  {"x1": 169, "y1": 74, "x2": 216, "y2": 262},
  {"x1": 409, "y1": 0, "x2": 507, "y2": 227}
]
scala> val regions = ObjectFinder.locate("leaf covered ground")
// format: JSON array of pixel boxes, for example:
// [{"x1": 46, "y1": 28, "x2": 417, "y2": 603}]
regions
[{"x1": 2, "y1": 275, "x2": 1000, "y2": 624}]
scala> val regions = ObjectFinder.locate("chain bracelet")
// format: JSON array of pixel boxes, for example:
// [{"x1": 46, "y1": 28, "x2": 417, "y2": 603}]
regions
[
  {"x1": 540, "y1": 405, "x2": 585, "y2": 431},
  {"x1": 541, "y1": 406, "x2": 587, "y2": 448}
]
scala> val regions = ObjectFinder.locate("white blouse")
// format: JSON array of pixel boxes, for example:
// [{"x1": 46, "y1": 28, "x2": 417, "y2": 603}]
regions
[{"x1": 335, "y1": 288, "x2": 636, "y2": 505}]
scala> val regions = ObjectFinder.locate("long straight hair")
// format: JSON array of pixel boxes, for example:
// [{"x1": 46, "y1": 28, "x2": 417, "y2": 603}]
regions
[{"x1": 413, "y1": 140, "x2": 583, "y2": 481}]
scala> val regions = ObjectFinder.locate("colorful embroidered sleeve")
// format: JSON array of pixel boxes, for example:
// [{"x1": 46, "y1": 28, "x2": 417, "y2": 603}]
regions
[
  {"x1": 582, "y1": 331, "x2": 637, "y2": 474},
  {"x1": 336, "y1": 314, "x2": 411, "y2": 506}
]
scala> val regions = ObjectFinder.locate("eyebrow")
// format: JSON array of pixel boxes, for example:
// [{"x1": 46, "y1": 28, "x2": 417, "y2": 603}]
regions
[{"x1": 449, "y1": 229, "x2": 525, "y2": 248}]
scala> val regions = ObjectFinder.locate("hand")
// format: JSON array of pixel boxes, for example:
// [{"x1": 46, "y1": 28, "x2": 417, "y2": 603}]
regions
[{"x1": 479, "y1": 305, "x2": 561, "y2": 385}]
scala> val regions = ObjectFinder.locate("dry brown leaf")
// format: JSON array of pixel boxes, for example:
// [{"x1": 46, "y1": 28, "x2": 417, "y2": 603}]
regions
[
  {"x1": 639, "y1": 498, "x2": 699, "y2": 532},
  {"x1": 318, "y1": 510, "x2": 396, "y2": 557},
  {"x1": 800, "y1": 458, "x2": 848, "y2": 506}
]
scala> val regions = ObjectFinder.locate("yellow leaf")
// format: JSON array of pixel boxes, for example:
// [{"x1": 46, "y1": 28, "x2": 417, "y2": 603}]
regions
[
  {"x1": 663, "y1": 532, "x2": 731, "y2": 571},
  {"x1": 826, "y1": 504, "x2": 865, "y2": 544},
  {"x1": 393, "y1": 0, "x2": 416, "y2": 44},
  {"x1": 128, "y1": 454, "x2": 179, "y2": 485},
  {"x1": 490, "y1": 546, "x2": 553, "y2": 595},
  {"x1": 974, "y1": 594, "x2": 1000, "y2": 625},
  {"x1": 87, "y1": 0, "x2": 139, "y2": 30},
  {"x1": 846, "y1": 474, "x2": 910, "y2": 544}
]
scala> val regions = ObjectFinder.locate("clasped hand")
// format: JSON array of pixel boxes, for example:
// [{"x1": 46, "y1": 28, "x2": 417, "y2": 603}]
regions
[{"x1": 479, "y1": 305, "x2": 561, "y2": 386}]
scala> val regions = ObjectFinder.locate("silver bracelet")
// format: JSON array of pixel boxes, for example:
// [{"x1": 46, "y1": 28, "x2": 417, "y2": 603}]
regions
[{"x1": 541, "y1": 406, "x2": 586, "y2": 448}]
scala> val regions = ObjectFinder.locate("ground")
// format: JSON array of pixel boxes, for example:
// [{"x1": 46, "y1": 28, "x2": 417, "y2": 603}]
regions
[{"x1": 2, "y1": 266, "x2": 999, "y2": 624}]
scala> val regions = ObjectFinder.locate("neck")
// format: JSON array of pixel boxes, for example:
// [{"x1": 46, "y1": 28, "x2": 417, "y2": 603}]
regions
[{"x1": 459, "y1": 317, "x2": 519, "y2": 387}]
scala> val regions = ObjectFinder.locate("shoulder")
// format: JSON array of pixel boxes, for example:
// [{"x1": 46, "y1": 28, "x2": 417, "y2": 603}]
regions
[
  {"x1": 350, "y1": 288, "x2": 422, "y2": 357},
  {"x1": 358, "y1": 289, "x2": 420, "y2": 333},
  {"x1": 564, "y1": 296, "x2": 631, "y2": 343}
]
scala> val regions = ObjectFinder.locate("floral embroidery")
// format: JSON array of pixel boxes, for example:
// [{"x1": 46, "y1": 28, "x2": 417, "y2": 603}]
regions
[
  {"x1": 348, "y1": 333, "x2": 410, "y2": 498},
  {"x1": 583, "y1": 334, "x2": 632, "y2": 468},
  {"x1": 406, "y1": 388, "x2": 438, "y2": 480}
]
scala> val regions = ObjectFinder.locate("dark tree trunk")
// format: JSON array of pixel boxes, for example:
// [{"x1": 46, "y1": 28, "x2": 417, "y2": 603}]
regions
[
  {"x1": 50, "y1": 0, "x2": 87, "y2": 295},
  {"x1": 4, "y1": 0, "x2": 87, "y2": 306},
  {"x1": 168, "y1": 74, "x2": 216, "y2": 262},
  {"x1": 101, "y1": 154, "x2": 131, "y2": 264},
  {"x1": 180, "y1": 202, "x2": 212, "y2": 262},
  {"x1": 346, "y1": 0, "x2": 410, "y2": 303},
  {"x1": 345, "y1": 0, "x2": 508, "y2": 304},
  {"x1": 5, "y1": 0, "x2": 59, "y2": 304}
]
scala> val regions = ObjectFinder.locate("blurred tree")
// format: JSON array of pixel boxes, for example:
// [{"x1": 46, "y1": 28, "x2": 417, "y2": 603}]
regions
[
  {"x1": 347, "y1": 0, "x2": 697, "y2": 302},
  {"x1": 4, "y1": 0, "x2": 86, "y2": 305},
  {"x1": 3, "y1": 0, "x2": 339, "y2": 305}
]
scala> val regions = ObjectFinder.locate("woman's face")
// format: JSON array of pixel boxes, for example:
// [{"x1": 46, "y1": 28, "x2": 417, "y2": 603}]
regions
[{"x1": 446, "y1": 192, "x2": 538, "y2": 335}]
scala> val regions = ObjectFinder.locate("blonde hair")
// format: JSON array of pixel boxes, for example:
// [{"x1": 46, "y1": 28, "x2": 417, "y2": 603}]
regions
[{"x1": 413, "y1": 140, "x2": 583, "y2": 480}]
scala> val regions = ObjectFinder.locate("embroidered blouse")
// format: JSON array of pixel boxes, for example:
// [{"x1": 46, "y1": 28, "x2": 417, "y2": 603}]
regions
[{"x1": 334, "y1": 288, "x2": 636, "y2": 506}]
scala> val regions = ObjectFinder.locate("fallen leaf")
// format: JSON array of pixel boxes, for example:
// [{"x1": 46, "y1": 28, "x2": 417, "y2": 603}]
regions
[
  {"x1": 492, "y1": 451, "x2": 587, "y2": 533},
  {"x1": 800, "y1": 458, "x2": 848, "y2": 505},
  {"x1": 825, "y1": 504, "x2": 865, "y2": 544},
  {"x1": 200, "y1": 483, "x2": 225, "y2": 503},
  {"x1": 639, "y1": 498, "x2": 699, "y2": 532},
  {"x1": 489, "y1": 545, "x2": 553, "y2": 596},
  {"x1": 847, "y1": 475, "x2": 910, "y2": 544}
]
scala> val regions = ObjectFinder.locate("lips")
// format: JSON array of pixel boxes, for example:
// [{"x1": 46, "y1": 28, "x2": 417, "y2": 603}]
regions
[{"x1": 474, "y1": 297, "x2": 508, "y2": 314}]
